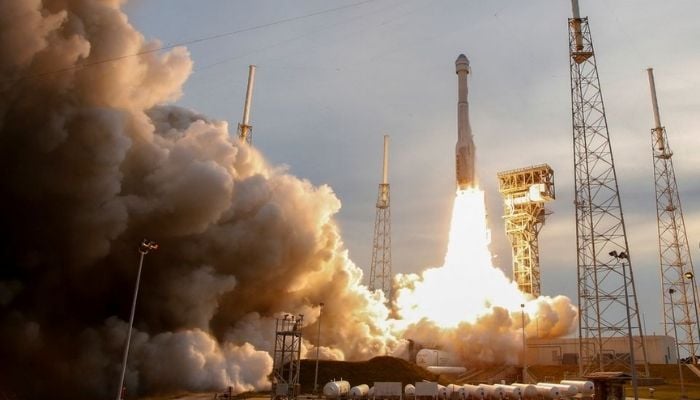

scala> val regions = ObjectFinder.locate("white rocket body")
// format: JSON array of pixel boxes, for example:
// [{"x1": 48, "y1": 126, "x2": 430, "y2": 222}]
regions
[{"x1": 455, "y1": 54, "x2": 476, "y2": 190}]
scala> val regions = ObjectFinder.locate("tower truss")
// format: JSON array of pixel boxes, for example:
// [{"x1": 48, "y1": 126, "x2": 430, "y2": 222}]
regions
[
  {"x1": 238, "y1": 65, "x2": 256, "y2": 144},
  {"x1": 369, "y1": 135, "x2": 392, "y2": 301},
  {"x1": 647, "y1": 68, "x2": 700, "y2": 362},
  {"x1": 568, "y1": 11, "x2": 648, "y2": 375},
  {"x1": 497, "y1": 164, "x2": 555, "y2": 298},
  {"x1": 271, "y1": 314, "x2": 303, "y2": 400}
]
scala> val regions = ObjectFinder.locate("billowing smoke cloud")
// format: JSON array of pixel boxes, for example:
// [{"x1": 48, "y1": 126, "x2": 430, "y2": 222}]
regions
[
  {"x1": 389, "y1": 190, "x2": 578, "y2": 366},
  {"x1": 0, "y1": 1, "x2": 576, "y2": 399},
  {"x1": 0, "y1": 1, "x2": 393, "y2": 398}
]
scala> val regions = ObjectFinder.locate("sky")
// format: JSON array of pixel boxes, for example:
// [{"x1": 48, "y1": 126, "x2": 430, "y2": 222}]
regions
[{"x1": 124, "y1": 0, "x2": 700, "y2": 337}]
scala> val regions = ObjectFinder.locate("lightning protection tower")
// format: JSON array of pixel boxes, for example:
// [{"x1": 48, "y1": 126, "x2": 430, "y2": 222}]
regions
[
  {"x1": 647, "y1": 68, "x2": 700, "y2": 362},
  {"x1": 270, "y1": 314, "x2": 303, "y2": 400},
  {"x1": 238, "y1": 65, "x2": 256, "y2": 144},
  {"x1": 568, "y1": 0, "x2": 648, "y2": 376},
  {"x1": 369, "y1": 135, "x2": 392, "y2": 301},
  {"x1": 497, "y1": 164, "x2": 555, "y2": 298}
]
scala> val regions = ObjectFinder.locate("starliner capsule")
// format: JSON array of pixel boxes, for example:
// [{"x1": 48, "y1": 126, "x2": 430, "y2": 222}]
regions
[{"x1": 455, "y1": 54, "x2": 476, "y2": 190}]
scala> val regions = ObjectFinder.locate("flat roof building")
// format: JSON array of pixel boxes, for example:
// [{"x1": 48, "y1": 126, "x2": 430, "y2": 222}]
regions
[{"x1": 526, "y1": 335, "x2": 677, "y2": 366}]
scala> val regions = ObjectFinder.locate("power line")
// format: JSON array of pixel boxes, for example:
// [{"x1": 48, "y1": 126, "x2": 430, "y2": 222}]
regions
[{"x1": 7, "y1": 0, "x2": 376, "y2": 84}]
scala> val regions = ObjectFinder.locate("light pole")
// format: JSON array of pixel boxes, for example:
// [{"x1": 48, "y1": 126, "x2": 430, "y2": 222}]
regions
[
  {"x1": 610, "y1": 250, "x2": 638, "y2": 400},
  {"x1": 521, "y1": 303, "x2": 527, "y2": 383},
  {"x1": 669, "y1": 288, "x2": 687, "y2": 399},
  {"x1": 313, "y1": 302, "x2": 324, "y2": 397},
  {"x1": 116, "y1": 239, "x2": 158, "y2": 400},
  {"x1": 684, "y1": 271, "x2": 700, "y2": 363}
]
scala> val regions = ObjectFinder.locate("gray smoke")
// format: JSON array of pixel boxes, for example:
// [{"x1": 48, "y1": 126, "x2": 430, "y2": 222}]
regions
[{"x1": 0, "y1": 1, "x2": 394, "y2": 398}]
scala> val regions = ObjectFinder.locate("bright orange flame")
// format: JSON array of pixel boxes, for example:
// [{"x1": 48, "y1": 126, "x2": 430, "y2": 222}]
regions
[{"x1": 395, "y1": 188, "x2": 529, "y2": 328}]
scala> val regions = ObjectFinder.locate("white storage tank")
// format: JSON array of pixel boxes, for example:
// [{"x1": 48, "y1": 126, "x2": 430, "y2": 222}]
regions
[
  {"x1": 511, "y1": 384, "x2": 538, "y2": 399},
  {"x1": 324, "y1": 381, "x2": 351, "y2": 398},
  {"x1": 405, "y1": 384, "x2": 416, "y2": 398},
  {"x1": 463, "y1": 384, "x2": 485, "y2": 400},
  {"x1": 560, "y1": 380, "x2": 594, "y2": 395},
  {"x1": 438, "y1": 384, "x2": 448, "y2": 400},
  {"x1": 478, "y1": 384, "x2": 504, "y2": 400},
  {"x1": 534, "y1": 385, "x2": 560, "y2": 399},
  {"x1": 494, "y1": 384, "x2": 521, "y2": 400},
  {"x1": 538, "y1": 383, "x2": 577, "y2": 397},
  {"x1": 351, "y1": 384, "x2": 370, "y2": 399},
  {"x1": 447, "y1": 384, "x2": 461, "y2": 399},
  {"x1": 457, "y1": 386, "x2": 468, "y2": 400},
  {"x1": 416, "y1": 349, "x2": 459, "y2": 367}
]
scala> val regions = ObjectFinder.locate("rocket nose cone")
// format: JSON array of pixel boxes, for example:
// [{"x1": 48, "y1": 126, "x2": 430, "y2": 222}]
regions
[{"x1": 455, "y1": 53, "x2": 470, "y2": 72}]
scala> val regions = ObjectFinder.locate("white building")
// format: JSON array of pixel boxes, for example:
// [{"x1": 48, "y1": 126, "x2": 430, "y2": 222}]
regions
[{"x1": 526, "y1": 335, "x2": 677, "y2": 365}]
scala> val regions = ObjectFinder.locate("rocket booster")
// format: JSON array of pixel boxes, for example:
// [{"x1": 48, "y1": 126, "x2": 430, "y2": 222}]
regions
[{"x1": 455, "y1": 54, "x2": 475, "y2": 190}]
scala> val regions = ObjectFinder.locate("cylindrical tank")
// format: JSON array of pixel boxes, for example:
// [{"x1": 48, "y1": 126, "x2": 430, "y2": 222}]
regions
[
  {"x1": 447, "y1": 384, "x2": 461, "y2": 399},
  {"x1": 478, "y1": 384, "x2": 504, "y2": 400},
  {"x1": 534, "y1": 385, "x2": 560, "y2": 399},
  {"x1": 438, "y1": 385, "x2": 448, "y2": 400},
  {"x1": 463, "y1": 384, "x2": 485, "y2": 400},
  {"x1": 511, "y1": 384, "x2": 537, "y2": 399},
  {"x1": 324, "y1": 381, "x2": 351, "y2": 398},
  {"x1": 457, "y1": 387, "x2": 468, "y2": 400},
  {"x1": 405, "y1": 384, "x2": 416, "y2": 398},
  {"x1": 416, "y1": 349, "x2": 459, "y2": 367},
  {"x1": 494, "y1": 385, "x2": 521, "y2": 400},
  {"x1": 538, "y1": 383, "x2": 577, "y2": 397},
  {"x1": 560, "y1": 380, "x2": 594, "y2": 395},
  {"x1": 350, "y1": 384, "x2": 369, "y2": 399}
]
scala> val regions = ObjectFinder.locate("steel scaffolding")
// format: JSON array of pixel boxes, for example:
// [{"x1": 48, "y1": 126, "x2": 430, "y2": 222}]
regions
[
  {"x1": 647, "y1": 68, "x2": 700, "y2": 362},
  {"x1": 369, "y1": 135, "x2": 393, "y2": 302},
  {"x1": 568, "y1": 12, "x2": 648, "y2": 376},
  {"x1": 271, "y1": 314, "x2": 303, "y2": 400},
  {"x1": 497, "y1": 164, "x2": 555, "y2": 298}
]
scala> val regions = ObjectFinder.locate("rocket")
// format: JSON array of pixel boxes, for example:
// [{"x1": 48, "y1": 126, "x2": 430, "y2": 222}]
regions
[{"x1": 455, "y1": 53, "x2": 476, "y2": 190}]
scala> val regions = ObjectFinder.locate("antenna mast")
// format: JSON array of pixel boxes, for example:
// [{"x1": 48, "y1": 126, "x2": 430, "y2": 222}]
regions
[
  {"x1": 238, "y1": 65, "x2": 256, "y2": 144},
  {"x1": 369, "y1": 135, "x2": 393, "y2": 301},
  {"x1": 647, "y1": 67, "x2": 700, "y2": 362}
]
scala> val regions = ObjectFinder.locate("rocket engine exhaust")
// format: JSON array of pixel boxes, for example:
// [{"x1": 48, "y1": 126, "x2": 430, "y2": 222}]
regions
[{"x1": 455, "y1": 54, "x2": 476, "y2": 190}]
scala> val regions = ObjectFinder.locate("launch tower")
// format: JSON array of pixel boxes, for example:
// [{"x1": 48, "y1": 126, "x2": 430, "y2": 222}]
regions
[
  {"x1": 567, "y1": 0, "x2": 648, "y2": 376},
  {"x1": 369, "y1": 135, "x2": 393, "y2": 301},
  {"x1": 497, "y1": 164, "x2": 555, "y2": 298},
  {"x1": 238, "y1": 65, "x2": 256, "y2": 144},
  {"x1": 271, "y1": 314, "x2": 303, "y2": 400},
  {"x1": 647, "y1": 68, "x2": 700, "y2": 361}
]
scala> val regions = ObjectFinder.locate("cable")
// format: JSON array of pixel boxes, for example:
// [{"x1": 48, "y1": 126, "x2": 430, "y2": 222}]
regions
[{"x1": 7, "y1": 0, "x2": 377, "y2": 84}]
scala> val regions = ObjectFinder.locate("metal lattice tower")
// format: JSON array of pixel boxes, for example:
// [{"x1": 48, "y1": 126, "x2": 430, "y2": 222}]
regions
[
  {"x1": 238, "y1": 65, "x2": 256, "y2": 144},
  {"x1": 271, "y1": 314, "x2": 303, "y2": 400},
  {"x1": 369, "y1": 135, "x2": 392, "y2": 301},
  {"x1": 568, "y1": 2, "x2": 648, "y2": 376},
  {"x1": 647, "y1": 68, "x2": 700, "y2": 361},
  {"x1": 497, "y1": 165, "x2": 555, "y2": 298}
]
